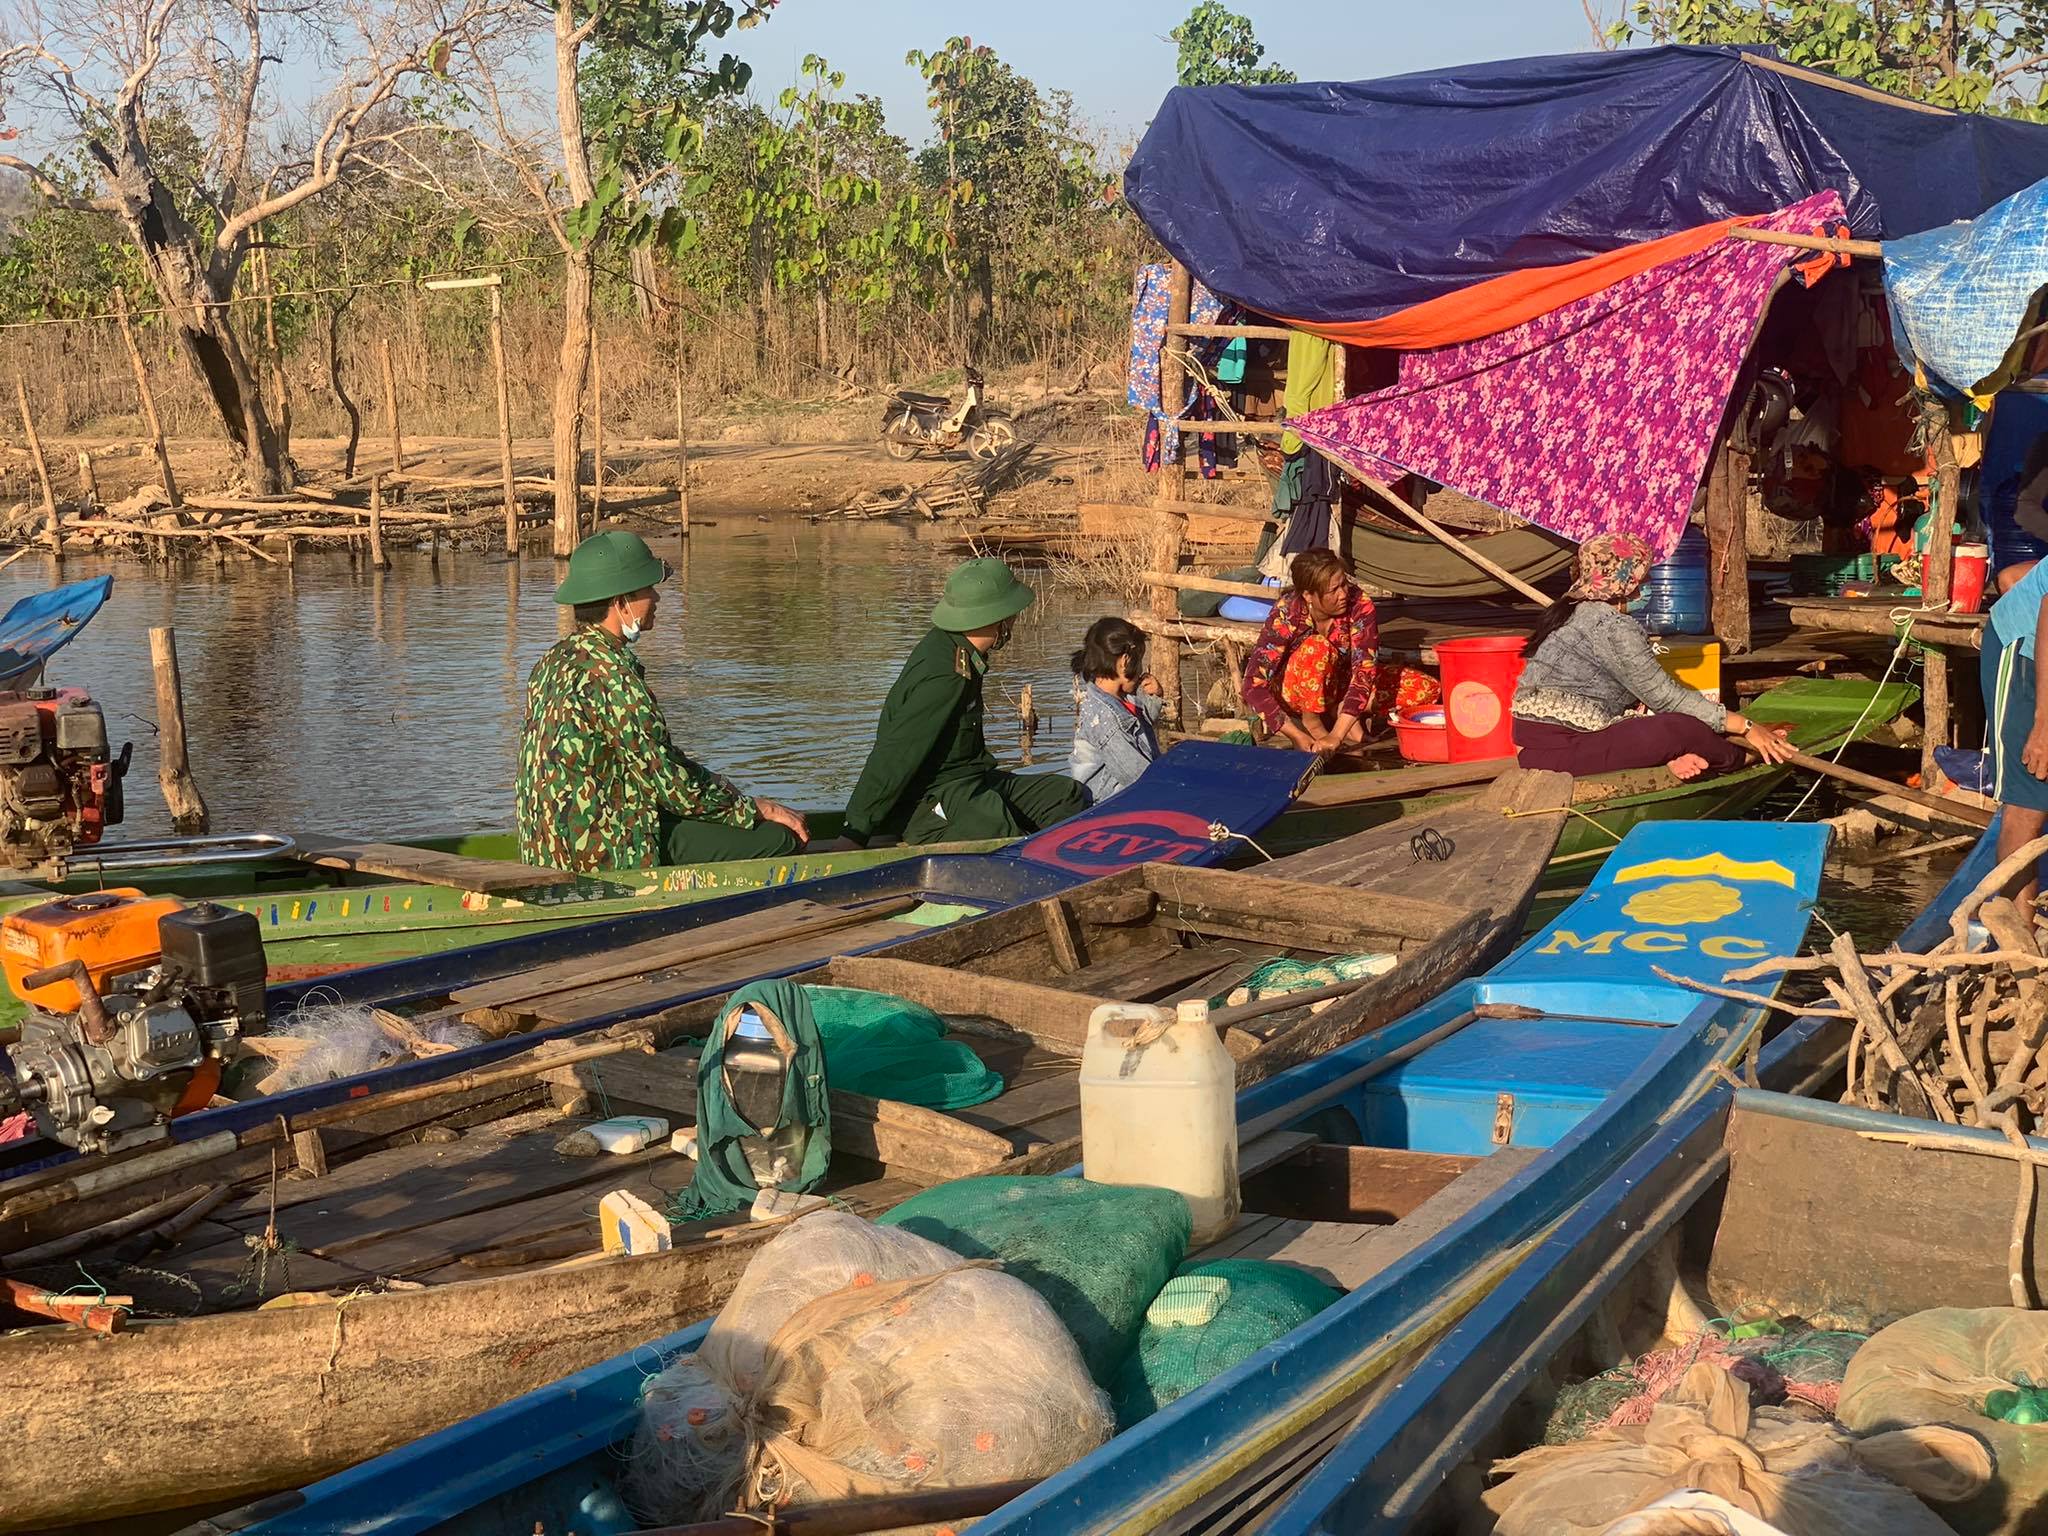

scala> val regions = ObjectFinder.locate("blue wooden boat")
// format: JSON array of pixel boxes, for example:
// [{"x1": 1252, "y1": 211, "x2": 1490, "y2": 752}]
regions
[
  {"x1": 199, "y1": 818, "x2": 1831, "y2": 1536},
  {"x1": 1252, "y1": 827, "x2": 1993, "y2": 1536},
  {"x1": 0, "y1": 574, "x2": 111, "y2": 687}
]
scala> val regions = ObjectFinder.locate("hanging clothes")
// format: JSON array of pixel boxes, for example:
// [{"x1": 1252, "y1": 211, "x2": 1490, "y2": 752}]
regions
[
  {"x1": 1127, "y1": 262, "x2": 1225, "y2": 466},
  {"x1": 1281, "y1": 332, "x2": 1339, "y2": 453},
  {"x1": 1277, "y1": 448, "x2": 1342, "y2": 557}
]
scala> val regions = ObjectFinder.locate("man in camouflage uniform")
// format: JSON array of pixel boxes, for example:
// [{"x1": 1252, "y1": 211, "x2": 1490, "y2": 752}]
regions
[
  {"x1": 517, "y1": 530, "x2": 808, "y2": 871},
  {"x1": 840, "y1": 557, "x2": 1086, "y2": 847}
]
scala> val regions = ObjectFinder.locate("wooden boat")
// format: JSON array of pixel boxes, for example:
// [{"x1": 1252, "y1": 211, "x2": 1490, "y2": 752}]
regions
[
  {"x1": 0, "y1": 774, "x2": 1572, "y2": 1531},
  {"x1": 187, "y1": 816, "x2": 1831, "y2": 1536},
  {"x1": 1275, "y1": 677, "x2": 1918, "y2": 867},
  {"x1": 0, "y1": 573, "x2": 112, "y2": 686}
]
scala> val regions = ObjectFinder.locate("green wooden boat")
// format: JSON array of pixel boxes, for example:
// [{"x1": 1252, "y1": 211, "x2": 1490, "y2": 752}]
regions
[
  {"x1": 1268, "y1": 676, "x2": 1920, "y2": 864},
  {"x1": 0, "y1": 679, "x2": 1913, "y2": 1008}
]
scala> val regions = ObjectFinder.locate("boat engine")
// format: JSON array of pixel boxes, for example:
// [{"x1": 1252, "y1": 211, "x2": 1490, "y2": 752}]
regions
[
  {"x1": 0, "y1": 688, "x2": 129, "y2": 871},
  {"x1": 0, "y1": 892, "x2": 267, "y2": 1153}
]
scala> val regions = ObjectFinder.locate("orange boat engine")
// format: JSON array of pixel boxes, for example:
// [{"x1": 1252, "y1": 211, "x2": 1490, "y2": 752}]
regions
[{"x1": 0, "y1": 892, "x2": 267, "y2": 1152}]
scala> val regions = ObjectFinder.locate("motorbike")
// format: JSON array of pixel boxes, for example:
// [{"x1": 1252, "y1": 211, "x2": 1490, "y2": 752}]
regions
[{"x1": 879, "y1": 367, "x2": 1016, "y2": 461}]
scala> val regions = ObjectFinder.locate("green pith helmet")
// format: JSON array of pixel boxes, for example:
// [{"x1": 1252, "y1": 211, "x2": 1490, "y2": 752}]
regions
[
  {"x1": 553, "y1": 530, "x2": 673, "y2": 606},
  {"x1": 931, "y1": 557, "x2": 1034, "y2": 632}
]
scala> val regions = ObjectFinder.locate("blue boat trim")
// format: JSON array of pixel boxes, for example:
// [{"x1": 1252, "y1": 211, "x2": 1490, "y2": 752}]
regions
[
  {"x1": 228, "y1": 819, "x2": 1829, "y2": 1536},
  {"x1": 0, "y1": 574, "x2": 112, "y2": 687}
]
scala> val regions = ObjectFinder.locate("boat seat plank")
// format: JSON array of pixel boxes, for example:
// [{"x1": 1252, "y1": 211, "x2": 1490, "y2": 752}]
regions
[
  {"x1": 288, "y1": 834, "x2": 582, "y2": 893},
  {"x1": 1335, "y1": 1145, "x2": 1543, "y2": 1289},
  {"x1": 1195, "y1": 1215, "x2": 1388, "y2": 1290},
  {"x1": 103, "y1": 1225, "x2": 385, "y2": 1308},
  {"x1": 1065, "y1": 941, "x2": 1258, "y2": 1003},
  {"x1": 821, "y1": 955, "x2": 1103, "y2": 1051},
  {"x1": 474, "y1": 918, "x2": 927, "y2": 1032}
]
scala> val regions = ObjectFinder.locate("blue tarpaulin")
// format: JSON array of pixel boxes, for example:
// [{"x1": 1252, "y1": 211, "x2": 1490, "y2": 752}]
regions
[
  {"x1": 1125, "y1": 45, "x2": 2048, "y2": 325},
  {"x1": 1884, "y1": 176, "x2": 2048, "y2": 398}
]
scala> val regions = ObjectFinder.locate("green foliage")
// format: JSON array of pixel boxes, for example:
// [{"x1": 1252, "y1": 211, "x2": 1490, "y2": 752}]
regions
[
  {"x1": 743, "y1": 56, "x2": 892, "y2": 301},
  {"x1": 1170, "y1": 2, "x2": 1297, "y2": 88},
  {"x1": 1617, "y1": 1, "x2": 2048, "y2": 115}
]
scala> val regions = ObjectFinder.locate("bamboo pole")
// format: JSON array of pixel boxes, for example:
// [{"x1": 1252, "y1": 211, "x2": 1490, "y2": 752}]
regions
[
  {"x1": 1155, "y1": 261, "x2": 1194, "y2": 727},
  {"x1": 112, "y1": 290, "x2": 180, "y2": 510},
  {"x1": 1728, "y1": 227, "x2": 1883, "y2": 258},
  {"x1": 490, "y1": 284, "x2": 517, "y2": 554},
  {"x1": 75, "y1": 450, "x2": 97, "y2": 510},
  {"x1": 379, "y1": 337, "x2": 403, "y2": 475},
  {"x1": 1923, "y1": 400, "x2": 1962, "y2": 787},
  {"x1": 14, "y1": 374, "x2": 58, "y2": 556},
  {"x1": 148, "y1": 626, "x2": 209, "y2": 835},
  {"x1": 367, "y1": 474, "x2": 389, "y2": 570}
]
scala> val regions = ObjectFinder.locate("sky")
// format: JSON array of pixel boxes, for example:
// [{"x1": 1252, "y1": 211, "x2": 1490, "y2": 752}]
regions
[{"x1": 723, "y1": 0, "x2": 1601, "y2": 146}]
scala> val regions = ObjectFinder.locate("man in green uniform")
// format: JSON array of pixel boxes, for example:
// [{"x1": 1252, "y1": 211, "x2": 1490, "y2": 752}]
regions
[
  {"x1": 516, "y1": 530, "x2": 808, "y2": 871},
  {"x1": 840, "y1": 557, "x2": 1087, "y2": 847}
]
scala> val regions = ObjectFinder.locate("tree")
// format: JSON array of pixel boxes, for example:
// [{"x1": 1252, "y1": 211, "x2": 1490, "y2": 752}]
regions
[
  {"x1": 1169, "y1": 2, "x2": 1297, "y2": 88},
  {"x1": 458, "y1": 0, "x2": 769, "y2": 553},
  {"x1": 0, "y1": 0, "x2": 511, "y2": 492},
  {"x1": 744, "y1": 55, "x2": 884, "y2": 372},
  {"x1": 1613, "y1": 1, "x2": 2048, "y2": 113}
]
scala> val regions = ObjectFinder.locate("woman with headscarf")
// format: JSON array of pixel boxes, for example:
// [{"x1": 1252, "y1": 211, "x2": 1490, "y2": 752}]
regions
[{"x1": 1511, "y1": 532, "x2": 1794, "y2": 780}]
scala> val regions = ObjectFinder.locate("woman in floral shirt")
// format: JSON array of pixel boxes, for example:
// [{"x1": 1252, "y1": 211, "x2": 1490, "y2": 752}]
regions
[{"x1": 1240, "y1": 551, "x2": 1438, "y2": 755}]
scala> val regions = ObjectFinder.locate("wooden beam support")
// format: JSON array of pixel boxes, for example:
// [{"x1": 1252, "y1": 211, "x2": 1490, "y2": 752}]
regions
[
  {"x1": 1164, "y1": 419, "x2": 1289, "y2": 436},
  {"x1": 1706, "y1": 440, "x2": 1752, "y2": 654},
  {"x1": 1166, "y1": 323, "x2": 1295, "y2": 340},
  {"x1": 148, "y1": 626, "x2": 209, "y2": 835},
  {"x1": 1141, "y1": 569, "x2": 1279, "y2": 601},
  {"x1": 1312, "y1": 446, "x2": 1552, "y2": 607},
  {"x1": 1923, "y1": 400, "x2": 1962, "y2": 787}
]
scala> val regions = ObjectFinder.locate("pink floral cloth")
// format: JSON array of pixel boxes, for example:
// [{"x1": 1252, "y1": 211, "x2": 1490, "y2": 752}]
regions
[{"x1": 1289, "y1": 193, "x2": 1848, "y2": 559}]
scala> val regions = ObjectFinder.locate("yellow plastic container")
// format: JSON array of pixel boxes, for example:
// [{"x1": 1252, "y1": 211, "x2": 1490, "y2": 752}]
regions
[
  {"x1": 1079, "y1": 1000, "x2": 1240, "y2": 1245},
  {"x1": 1653, "y1": 636, "x2": 1723, "y2": 706}
]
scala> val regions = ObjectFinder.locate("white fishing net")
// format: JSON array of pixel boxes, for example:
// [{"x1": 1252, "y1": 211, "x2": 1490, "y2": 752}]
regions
[
  {"x1": 248, "y1": 1001, "x2": 483, "y2": 1094},
  {"x1": 622, "y1": 1210, "x2": 1114, "y2": 1525}
]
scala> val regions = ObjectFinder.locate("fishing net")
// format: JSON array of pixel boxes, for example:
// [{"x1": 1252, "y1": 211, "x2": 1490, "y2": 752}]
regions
[
  {"x1": 1838, "y1": 1307, "x2": 2048, "y2": 1536},
  {"x1": 802, "y1": 986, "x2": 1003, "y2": 1111},
  {"x1": 245, "y1": 1002, "x2": 482, "y2": 1095},
  {"x1": 1487, "y1": 1362, "x2": 1991, "y2": 1536},
  {"x1": 622, "y1": 1230, "x2": 1111, "y2": 1523},
  {"x1": 1108, "y1": 1259, "x2": 1343, "y2": 1428},
  {"x1": 625, "y1": 1213, "x2": 959, "y2": 1520},
  {"x1": 1544, "y1": 1325, "x2": 1870, "y2": 1445},
  {"x1": 878, "y1": 1176, "x2": 1192, "y2": 1386},
  {"x1": 1208, "y1": 954, "x2": 1394, "y2": 1010}
]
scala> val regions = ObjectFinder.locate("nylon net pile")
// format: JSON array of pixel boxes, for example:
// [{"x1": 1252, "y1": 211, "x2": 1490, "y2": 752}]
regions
[{"x1": 621, "y1": 1209, "x2": 1112, "y2": 1525}]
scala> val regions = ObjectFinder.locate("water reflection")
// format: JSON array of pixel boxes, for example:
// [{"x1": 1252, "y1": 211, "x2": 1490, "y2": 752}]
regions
[{"x1": 3, "y1": 526, "x2": 1105, "y2": 839}]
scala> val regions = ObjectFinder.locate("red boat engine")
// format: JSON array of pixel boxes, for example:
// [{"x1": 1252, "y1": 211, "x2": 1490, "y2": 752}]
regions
[{"x1": 0, "y1": 688, "x2": 129, "y2": 870}]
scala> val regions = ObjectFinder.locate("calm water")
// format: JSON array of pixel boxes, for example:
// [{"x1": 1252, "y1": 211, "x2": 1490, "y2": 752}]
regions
[{"x1": 3, "y1": 525, "x2": 1108, "y2": 840}]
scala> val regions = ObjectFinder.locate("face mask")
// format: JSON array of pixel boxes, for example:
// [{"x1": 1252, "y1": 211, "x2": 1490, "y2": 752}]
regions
[
  {"x1": 992, "y1": 619, "x2": 1014, "y2": 653},
  {"x1": 620, "y1": 617, "x2": 643, "y2": 643}
]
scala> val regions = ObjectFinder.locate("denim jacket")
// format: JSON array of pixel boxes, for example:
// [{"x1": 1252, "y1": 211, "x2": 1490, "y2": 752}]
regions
[{"x1": 1069, "y1": 684, "x2": 1163, "y2": 803}]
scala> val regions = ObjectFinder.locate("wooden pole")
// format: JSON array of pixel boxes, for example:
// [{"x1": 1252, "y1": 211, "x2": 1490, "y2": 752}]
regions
[
  {"x1": 1705, "y1": 440, "x2": 1752, "y2": 654},
  {"x1": 112, "y1": 290, "x2": 180, "y2": 510},
  {"x1": 1318, "y1": 447, "x2": 1552, "y2": 607},
  {"x1": 379, "y1": 336, "x2": 403, "y2": 475},
  {"x1": 367, "y1": 474, "x2": 389, "y2": 570},
  {"x1": 256, "y1": 235, "x2": 290, "y2": 458},
  {"x1": 1153, "y1": 261, "x2": 1194, "y2": 727},
  {"x1": 148, "y1": 626, "x2": 209, "y2": 835},
  {"x1": 674, "y1": 346, "x2": 692, "y2": 551},
  {"x1": 490, "y1": 284, "x2": 517, "y2": 554},
  {"x1": 14, "y1": 374, "x2": 58, "y2": 556},
  {"x1": 75, "y1": 450, "x2": 98, "y2": 511},
  {"x1": 591, "y1": 349, "x2": 604, "y2": 531},
  {"x1": 1924, "y1": 399, "x2": 1962, "y2": 787}
]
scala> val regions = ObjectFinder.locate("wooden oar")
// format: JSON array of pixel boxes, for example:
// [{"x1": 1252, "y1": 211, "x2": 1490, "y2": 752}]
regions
[{"x1": 1745, "y1": 739, "x2": 1992, "y2": 829}]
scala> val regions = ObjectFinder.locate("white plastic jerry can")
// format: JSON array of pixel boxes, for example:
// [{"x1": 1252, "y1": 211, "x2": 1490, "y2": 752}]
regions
[{"x1": 1079, "y1": 999, "x2": 1241, "y2": 1245}]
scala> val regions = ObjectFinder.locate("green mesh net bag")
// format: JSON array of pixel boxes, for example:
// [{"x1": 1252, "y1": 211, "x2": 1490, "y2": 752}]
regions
[
  {"x1": 878, "y1": 1176, "x2": 1191, "y2": 1386},
  {"x1": 802, "y1": 986, "x2": 1003, "y2": 1111},
  {"x1": 1208, "y1": 954, "x2": 1394, "y2": 1009},
  {"x1": 1109, "y1": 1259, "x2": 1343, "y2": 1428}
]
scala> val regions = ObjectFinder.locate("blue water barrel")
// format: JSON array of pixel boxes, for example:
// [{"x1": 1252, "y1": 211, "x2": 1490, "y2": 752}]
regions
[{"x1": 1632, "y1": 526, "x2": 1710, "y2": 635}]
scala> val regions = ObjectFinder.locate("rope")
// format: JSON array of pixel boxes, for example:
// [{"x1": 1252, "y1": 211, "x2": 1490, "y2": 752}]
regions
[
  {"x1": 1777, "y1": 606, "x2": 1920, "y2": 823},
  {"x1": 1206, "y1": 820, "x2": 1274, "y2": 862}
]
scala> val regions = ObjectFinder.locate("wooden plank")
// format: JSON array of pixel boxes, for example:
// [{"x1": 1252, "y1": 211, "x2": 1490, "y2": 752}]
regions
[
  {"x1": 1064, "y1": 942, "x2": 1251, "y2": 1004},
  {"x1": 446, "y1": 898, "x2": 911, "y2": 1015},
  {"x1": 286, "y1": 833, "x2": 579, "y2": 893},
  {"x1": 822, "y1": 954, "x2": 1103, "y2": 1051},
  {"x1": 1198, "y1": 1215, "x2": 1385, "y2": 1288},
  {"x1": 1291, "y1": 757, "x2": 1513, "y2": 810},
  {"x1": 1240, "y1": 1143, "x2": 1476, "y2": 1225},
  {"x1": 1039, "y1": 897, "x2": 1085, "y2": 973},
  {"x1": 500, "y1": 918, "x2": 925, "y2": 1031},
  {"x1": 543, "y1": 1046, "x2": 1017, "y2": 1183},
  {"x1": 1335, "y1": 1146, "x2": 1542, "y2": 1289},
  {"x1": 1143, "y1": 863, "x2": 1466, "y2": 947}
]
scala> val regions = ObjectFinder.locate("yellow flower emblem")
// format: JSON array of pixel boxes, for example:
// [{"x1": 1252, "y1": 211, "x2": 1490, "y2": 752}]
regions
[{"x1": 1621, "y1": 879, "x2": 1743, "y2": 926}]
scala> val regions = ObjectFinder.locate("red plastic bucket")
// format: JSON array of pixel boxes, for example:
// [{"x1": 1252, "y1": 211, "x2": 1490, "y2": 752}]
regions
[
  {"x1": 1392, "y1": 706, "x2": 1450, "y2": 763},
  {"x1": 1436, "y1": 635, "x2": 1527, "y2": 761},
  {"x1": 1951, "y1": 543, "x2": 1989, "y2": 615}
]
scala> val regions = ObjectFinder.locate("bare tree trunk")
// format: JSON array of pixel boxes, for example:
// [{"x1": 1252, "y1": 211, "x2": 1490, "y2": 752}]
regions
[
  {"x1": 325, "y1": 296, "x2": 362, "y2": 481},
  {"x1": 553, "y1": 250, "x2": 593, "y2": 557}
]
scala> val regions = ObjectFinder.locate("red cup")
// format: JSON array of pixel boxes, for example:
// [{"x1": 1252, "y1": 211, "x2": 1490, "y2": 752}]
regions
[{"x1": 1951, "y1": 543, "x2": 1988, "y2": 614}]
